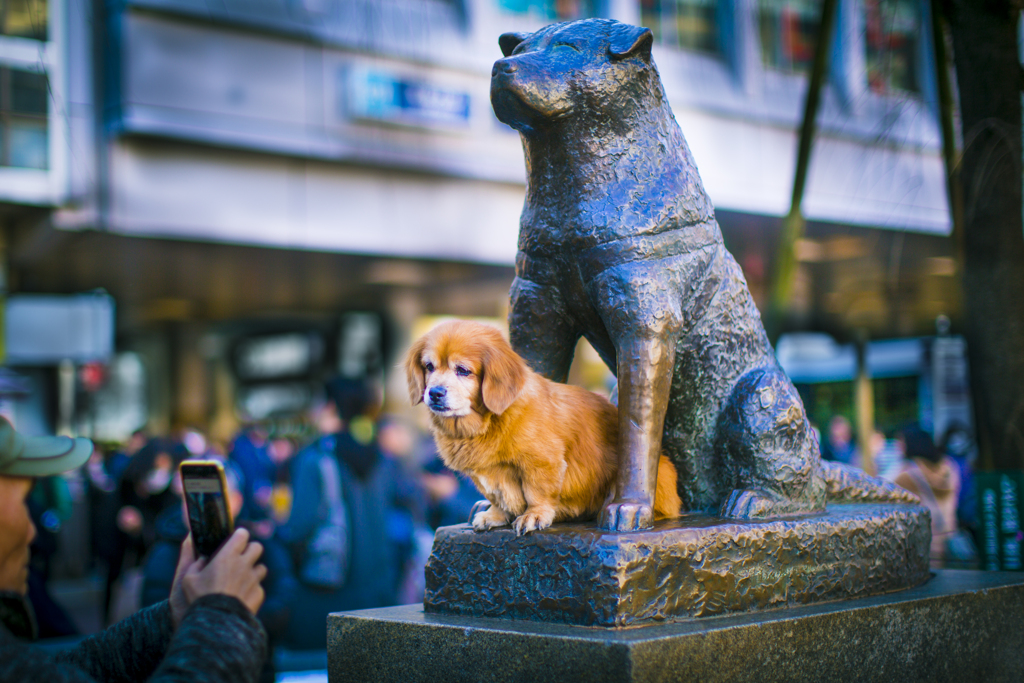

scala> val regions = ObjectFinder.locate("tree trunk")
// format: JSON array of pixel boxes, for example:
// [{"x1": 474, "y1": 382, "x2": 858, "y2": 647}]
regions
[{"x1": 944, "y1": 0, "x2": 1024, "y2": 469}]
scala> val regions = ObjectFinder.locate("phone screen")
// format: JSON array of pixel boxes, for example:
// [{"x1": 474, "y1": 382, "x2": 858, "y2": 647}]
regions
[{"x1": 180, "y1": 461, "x2": 234, "y2": 558}]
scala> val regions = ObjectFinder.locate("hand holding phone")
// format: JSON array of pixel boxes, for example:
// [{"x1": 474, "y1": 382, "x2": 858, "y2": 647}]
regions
[
  {"x1": 179, "y1": 528, "x2": 267, "y2": 617},
  {"x1": 180, "y1": 460, "x2": 234, "y2": 558}
]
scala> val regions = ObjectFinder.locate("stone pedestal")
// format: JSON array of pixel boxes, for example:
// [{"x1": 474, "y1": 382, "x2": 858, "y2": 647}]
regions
[
  {"x1": 328, "y1": 570, "x2": 1024, "y2": 683},
  {"x1": 425, "y1": 504, "x2": 930, "y2": 626}
]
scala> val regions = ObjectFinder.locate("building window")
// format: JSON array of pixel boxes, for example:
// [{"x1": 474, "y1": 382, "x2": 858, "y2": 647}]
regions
[
  {"x1": 1, "y1": 0, "x2": 47, "y2": 41},
  {"x1": 640, "y1": 0, "x2": 721, "y2": 56},
  {"x1": 863, "y1": 0, "x2": 920, "y2": 94},
  {"x1": 758, "y1": 0, "x2": 822, "y2": 73},
  {"x1": 495, "y1": 0, "x2": 599, "y2": 21},
  {"x1": 1, "y1": 68, "x2": 48, "y2": 169}
]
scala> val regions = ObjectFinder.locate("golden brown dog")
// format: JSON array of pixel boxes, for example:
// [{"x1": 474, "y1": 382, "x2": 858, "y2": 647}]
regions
[{"x1": 405, "y1": 320, "x2": 681, "y2": 535}]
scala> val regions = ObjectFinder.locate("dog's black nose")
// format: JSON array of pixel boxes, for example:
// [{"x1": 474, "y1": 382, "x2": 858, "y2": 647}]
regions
[{"x1": 428, "y1": 386, "x2": 446, "y2": 402}]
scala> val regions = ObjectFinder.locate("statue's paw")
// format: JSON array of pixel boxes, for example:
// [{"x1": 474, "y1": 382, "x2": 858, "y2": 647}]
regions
[
  {"x1": 721, "y1": 489, "x2": 787, "y2": 519},
  {"x1": 512, "y1": 508, "x2": 555, "y2": 536},
  {"x1": 471, "y1": 506, "x2": 510, "y2": 531},
  {"x1": 468, "y1": 499, "x2": 492, "y2": 523},
  {"x1": 598, "y1": 499, "x2": 654, "y2": 531}
]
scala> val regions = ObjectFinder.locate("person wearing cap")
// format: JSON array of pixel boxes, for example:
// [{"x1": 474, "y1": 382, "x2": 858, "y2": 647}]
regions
[{"x1": 0, "y1": 416, "x2": 270, "y2": 683}]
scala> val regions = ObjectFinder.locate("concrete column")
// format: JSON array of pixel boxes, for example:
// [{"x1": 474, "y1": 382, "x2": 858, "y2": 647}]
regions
[
  {"x1": 384, "y1": 288, "x2": 426, "y2": 415},
  {"x1": 172, "y1": 322, "x2": 210, "y2": 430}
]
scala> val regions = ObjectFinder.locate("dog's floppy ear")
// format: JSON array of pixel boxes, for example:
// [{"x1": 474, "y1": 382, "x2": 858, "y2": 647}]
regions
[
  {"x1": 499, "y1": 32, "x2": 529, "y2": 57},
  {"x1": 608, "y1": 25, "x2": 653, "y2": 62},
  {"x1": 404, "y1": 337, "x2": 428, "y2": 406},
  {"x1": 481, "y1": 340, "x2": 527, "y2": 415}
]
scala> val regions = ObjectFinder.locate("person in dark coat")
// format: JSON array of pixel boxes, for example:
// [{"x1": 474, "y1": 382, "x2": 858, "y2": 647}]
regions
[
  {"x1": 85, "y1": 433, "x2": 146, "y2": 624},
  {"x1": 229, "y1": 425, "x2": 276, "y2": 521},
  {"x1": 0, "y1": 416, "x2": 269, "y2": 683},
  {"x1": 278, "y1": 377, "x2": 423, "y2": 650},
  {"x1": 141, "y1": 463, "x2": 296, "y2": 683}
]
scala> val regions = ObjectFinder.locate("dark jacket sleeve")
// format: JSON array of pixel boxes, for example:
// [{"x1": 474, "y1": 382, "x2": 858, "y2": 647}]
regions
[
  {"x1": 11, "y1": 596, "x2": 266, "y2": 683},
  {"x1": 146, "y1": 594, "x2": 267, "y2": 683},
  {"x1": 55, "y1": 600, "x2": 176, "y2": 681},
  {"x1": 0, "y1": 600, "x2": 174, "y2": 682}
]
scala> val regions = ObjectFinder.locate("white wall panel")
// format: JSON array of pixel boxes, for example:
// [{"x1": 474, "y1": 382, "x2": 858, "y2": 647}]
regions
[
  {"x1": 679, "y1": 108, "x2": 950, "y2": 234},
  {"x1": 110, "y1": 140, "x2": 524, "y2": 264},
  {"x1": 126, "y1": 13, "x2": 308, "y2": 126}
]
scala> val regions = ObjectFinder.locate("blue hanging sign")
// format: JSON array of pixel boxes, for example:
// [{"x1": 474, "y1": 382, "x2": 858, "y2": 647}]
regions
[{"x1": 344, "y1": 66, "x2": 471, "y2": 129}]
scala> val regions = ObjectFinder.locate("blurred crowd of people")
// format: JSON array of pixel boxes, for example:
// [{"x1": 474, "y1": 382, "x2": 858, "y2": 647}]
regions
[
  {"x1": 27, "y1": 374, "x2": 986, "y2": 671},
  {"x1": 818, "y1": 415, "x2": 980, "y2": 570},
  {"x1": 30, "y1": 376, "x2": 481, "y2": 679}
]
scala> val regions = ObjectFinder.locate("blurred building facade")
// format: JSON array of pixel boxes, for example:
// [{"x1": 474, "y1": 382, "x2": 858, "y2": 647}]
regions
[{"x1": 0, "y1": 0, "x2": 959, "y2": 440}]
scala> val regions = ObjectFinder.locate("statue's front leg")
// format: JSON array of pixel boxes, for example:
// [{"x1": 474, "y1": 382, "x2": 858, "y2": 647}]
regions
[
  {"x1": 599, "y1": 334, "x2": 676, "y2": 531},
  {"x1": 508, "y1": 274, "x2": 579, "y2": 381}
]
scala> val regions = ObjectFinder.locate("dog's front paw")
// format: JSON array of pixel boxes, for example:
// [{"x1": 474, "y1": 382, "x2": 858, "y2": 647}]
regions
[
  {"x1": 468, "y1": 499, "x2": 492, "y2": 523},
  {"x1": 512, "y1": 507, "x2": 555, "y2": 536},
  {"x1": 472, "y1": 506, "x2": 510, "y2": 531},
  {"x1": 598, "y1": 500, "x2": 654, "y2": 531}
]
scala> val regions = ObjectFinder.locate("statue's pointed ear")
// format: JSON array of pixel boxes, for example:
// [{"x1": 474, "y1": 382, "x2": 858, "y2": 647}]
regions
[
  {"x1": 499, "y1": 32, "x2": 529, "y2": 57},
  {"x1": 609, "y1": 26, "x2": 653, "y2": 62}
]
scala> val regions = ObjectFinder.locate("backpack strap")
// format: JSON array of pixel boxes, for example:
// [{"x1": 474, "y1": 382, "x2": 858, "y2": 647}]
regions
[{"x1": 316, "y1": 450, "x2": 346, "y2": 531}]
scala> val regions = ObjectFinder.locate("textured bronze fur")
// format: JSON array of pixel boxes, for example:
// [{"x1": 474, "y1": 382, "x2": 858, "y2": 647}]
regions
[{"x1": 491, "y1": 19, "x2": 917, "y2": 530}]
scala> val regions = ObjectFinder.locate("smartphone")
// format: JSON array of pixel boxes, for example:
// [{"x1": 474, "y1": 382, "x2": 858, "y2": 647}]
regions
[{"x1": 179, "y1": 460, "x2": 234, "y2": 558}]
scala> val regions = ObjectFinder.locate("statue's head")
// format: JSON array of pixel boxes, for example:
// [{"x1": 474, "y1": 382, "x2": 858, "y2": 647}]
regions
[{"x1": 490, "y1": 19, "x2": 655, "y2": 135}]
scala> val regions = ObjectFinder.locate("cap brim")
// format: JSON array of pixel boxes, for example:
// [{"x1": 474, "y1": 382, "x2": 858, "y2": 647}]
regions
[{"x1": 2, "y1": 436, "x2": 93, "y2": 477}]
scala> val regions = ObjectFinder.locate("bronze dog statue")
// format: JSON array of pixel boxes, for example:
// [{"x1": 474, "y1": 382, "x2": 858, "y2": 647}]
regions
[{"x1": 490, "y1": 19, "x2": 915, "y2": 531}]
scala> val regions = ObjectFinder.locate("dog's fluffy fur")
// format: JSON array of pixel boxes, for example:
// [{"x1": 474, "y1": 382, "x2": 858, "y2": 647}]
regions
[{"x1": 406, "y1": 320, "x2": 681, "y2": 534}]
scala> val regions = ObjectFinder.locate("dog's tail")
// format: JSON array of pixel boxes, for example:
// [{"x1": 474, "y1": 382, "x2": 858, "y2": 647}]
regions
[{"x1": 820, "y1": 460, "x2": 920, "y2": 504}]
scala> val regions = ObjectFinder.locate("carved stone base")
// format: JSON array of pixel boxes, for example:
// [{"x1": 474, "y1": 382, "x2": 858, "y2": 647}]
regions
[
  {"x1": 424, "y1": 503, "x2": 931, "y2": 627},
  {"x1": 328, "y1": 571, "x2": 1024, "y2": 683}
]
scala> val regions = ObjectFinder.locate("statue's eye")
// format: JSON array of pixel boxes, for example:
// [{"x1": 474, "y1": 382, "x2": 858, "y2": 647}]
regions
[
  {"x1": 455, "y1": 365, "x2": 472, "y2": 377},
  {"x1": 424, "y1": 362, "x2": 434, "y2": 373},
  {"x1": 553, "y1": 42, "x2": 580, "y2": 52}
]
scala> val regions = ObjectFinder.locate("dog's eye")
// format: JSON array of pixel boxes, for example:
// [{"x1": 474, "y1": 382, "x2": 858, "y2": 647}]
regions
[
  {"x1": 423, "y1": 362, "x2": 434, "y2": 373},
  {"x1": 455, "y1": 365, "x2": 472, "y2": 377},
  {"x1": 553, "y1": 42, "x2": 580, "y2": 52}
]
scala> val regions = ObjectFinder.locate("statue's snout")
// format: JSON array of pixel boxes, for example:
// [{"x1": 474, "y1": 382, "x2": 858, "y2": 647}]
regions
[{"x1": 491, "y1": 59, "x2": 518, "y2": 79}]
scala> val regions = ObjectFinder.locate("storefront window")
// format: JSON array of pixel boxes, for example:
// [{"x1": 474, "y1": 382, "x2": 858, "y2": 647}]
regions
[
  {"x1": 1, "y1": 68, "x2": 48, "y2": 169},
  {"x1": 1, "y1": 0, "x2": 47, "y2": 41},
  {"x1": 495, "y1": 0, "x2": 598, "y2": 22},
  {"x1": 640, "y1": 0, "x2": 720, "y2": 55},
  {"x1": 758, "y1": 0, "x2": 822, "y2": 73},
  {"x1": 864, "y1": 0, "x2": 920, "y2": 94}
]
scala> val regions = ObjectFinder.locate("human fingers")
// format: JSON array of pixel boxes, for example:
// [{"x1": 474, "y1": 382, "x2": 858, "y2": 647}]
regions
[
  {"x1": 170, "y1": 535, "x2": 198, "y2": 627},
  {"x1": 245, "y1": 584, "x2": 266, "y2": 615},
  {"x1": 181, "y1": 556, "x2": 208, "y2": 604},
  {"x1": 218, "y1": 527, "x2": 251, "y2": 556},
  {"x1": 239, "y1": 540, "x2": 264, "y2": 567},
  {"x1": 173, "y1": 541, "x2": 191, "y2": 579},
  {"x1": 179, "y1": 535, "x2": 196, "y2": 566},
  {"x1": 186, "y1": 556, "x2": 208, "y2": 576},
  {"x1": 232, "y1": 564, "x2": 267, "y2": 615}
]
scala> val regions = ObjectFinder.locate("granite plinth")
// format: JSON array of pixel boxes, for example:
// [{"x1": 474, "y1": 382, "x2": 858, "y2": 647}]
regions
[
  {"x1": 328, "y1": 570, "x2": 1024, "y2": 683},
  {"x1": 424, "y1": 503, "x2": 930, "y2": 626}
]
